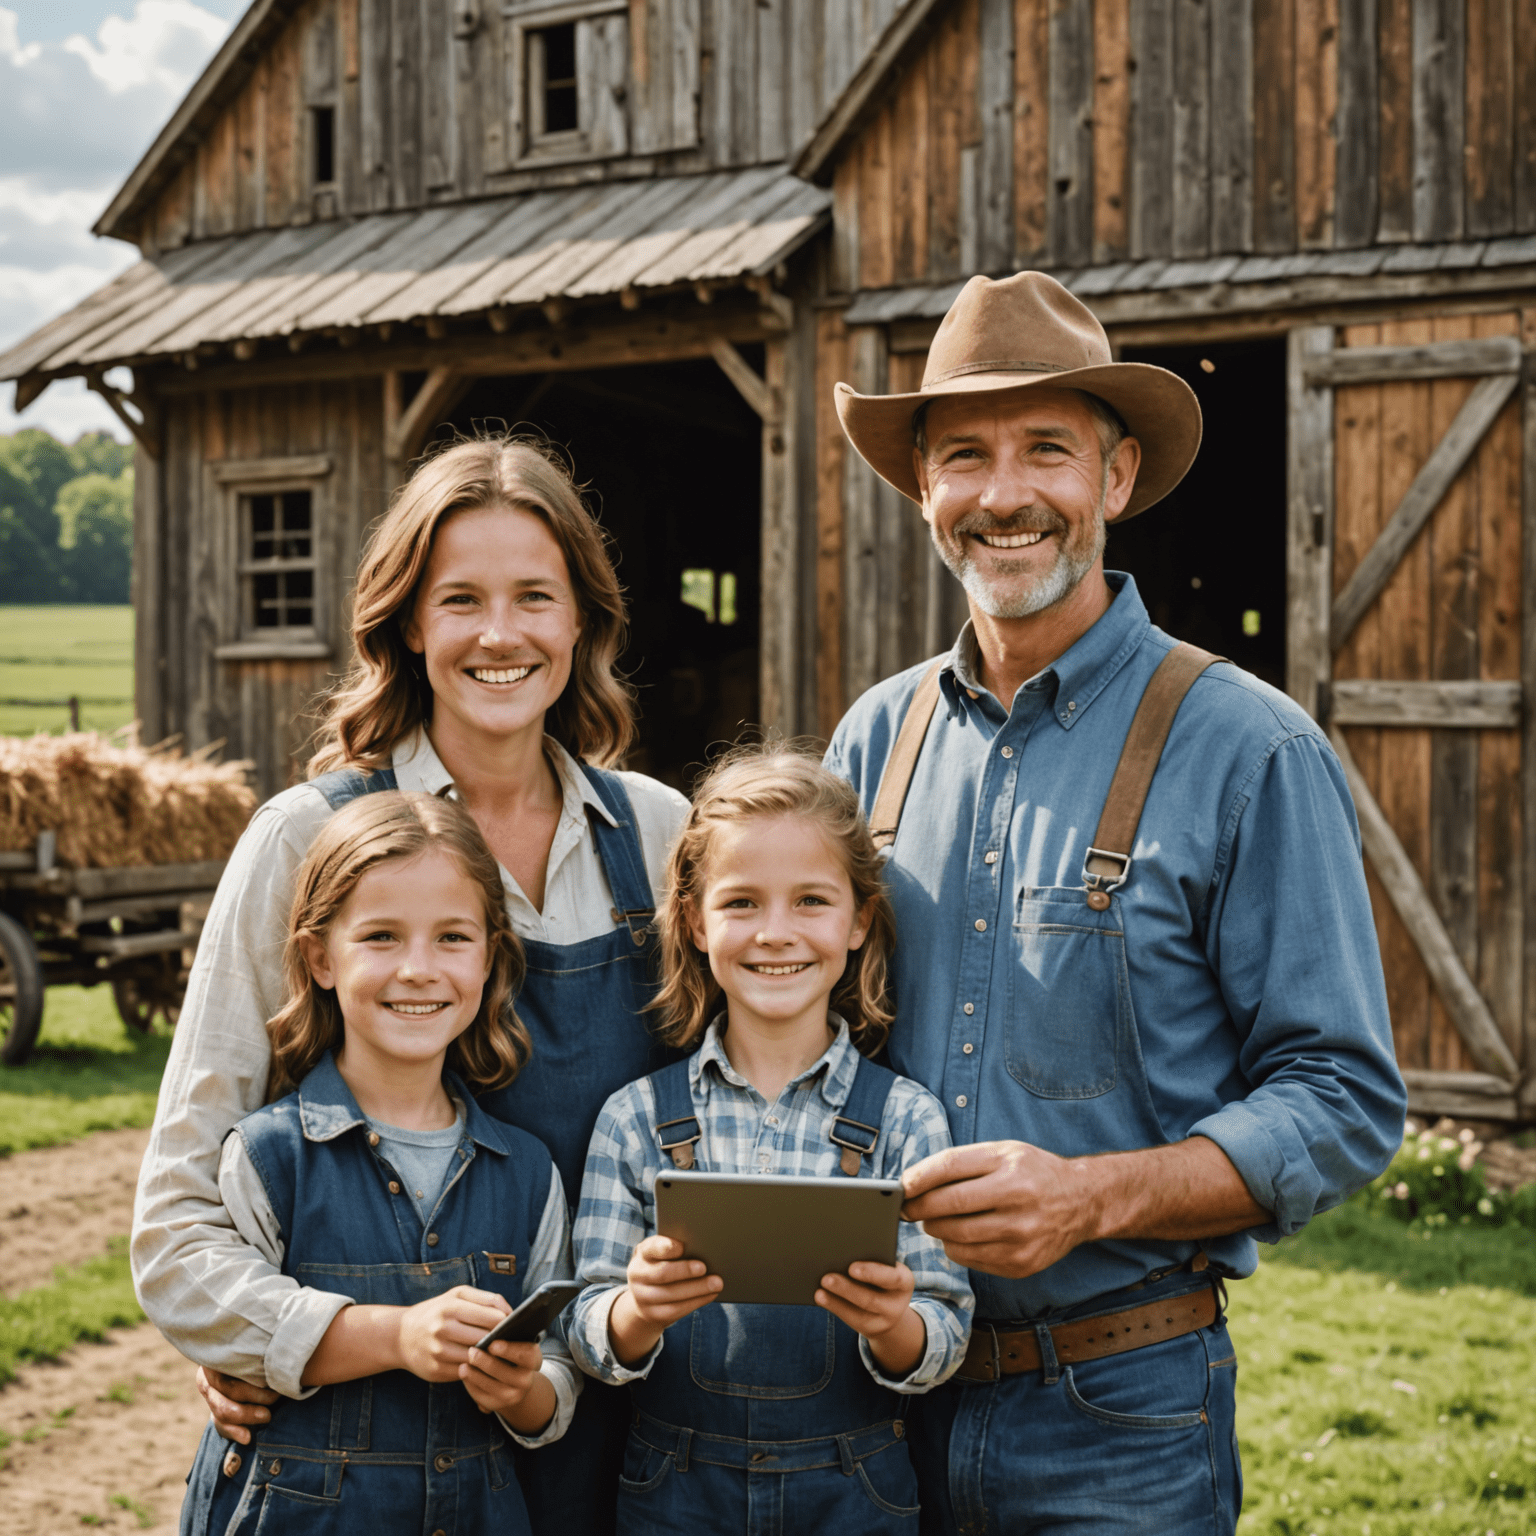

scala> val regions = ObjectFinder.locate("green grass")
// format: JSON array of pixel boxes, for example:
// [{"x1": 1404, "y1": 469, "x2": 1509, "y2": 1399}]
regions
[
  {"x1": 0, "y1": 604, "x2": 133, "y2": 735},
  {"x1": 0, "y1": 1238, "x2": 143, "y2": 1387},
  {"x1": 1233, "y1": 1246, "x2": 1536, "y2": 1533},
  {"x1": 0, "y1": 984, "x2": 171, "y2": 1154}
]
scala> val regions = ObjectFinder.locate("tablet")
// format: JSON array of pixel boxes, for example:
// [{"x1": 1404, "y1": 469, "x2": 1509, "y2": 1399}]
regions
[{"x1": 653, "y1": 1170, "x2": 904, "y2": 1307}]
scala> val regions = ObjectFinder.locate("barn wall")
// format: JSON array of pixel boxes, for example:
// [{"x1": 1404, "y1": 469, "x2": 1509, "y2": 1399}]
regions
[
  {"x1": 150, "y1": 379, "x2": 384, "y2": 797},
  {"x1": 830, "y1": 0, "x2": 1536, "y2": 292},
  {"x1": 139, "y1": 0, "x2": 913, "y2": 251}
]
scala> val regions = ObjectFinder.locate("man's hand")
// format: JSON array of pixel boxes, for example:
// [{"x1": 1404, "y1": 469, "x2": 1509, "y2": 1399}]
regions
[
  {"x1": 607, "y1": 1235, "x2": 723, "y2": 1366},
  {"x1": 197, "y1": 1367, "x2": 279, "y2": 1446},
  {"x1": 901, "y1": 1141, "x2": 1097, "y2": 1278},
  {"x1": 901, "y1": 1137, "x2": 1268, "y2": 1278}
]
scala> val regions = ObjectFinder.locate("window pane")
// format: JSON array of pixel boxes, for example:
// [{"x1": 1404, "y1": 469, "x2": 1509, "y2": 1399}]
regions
[
  {"x1": 277, "y1": 491, "x2": 313, "y2": 559},
  {"x1": 540, "y1": 23, "x2": 578, "y2": 133},
  {"x1": 254, "y1": 571, "x2": 280, "y2": 627}
]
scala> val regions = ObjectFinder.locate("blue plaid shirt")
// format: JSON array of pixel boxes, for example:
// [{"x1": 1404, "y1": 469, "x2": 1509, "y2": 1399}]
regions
[{"x1": 568, "y1": 1015, "x2": 974, "y2": 1392}]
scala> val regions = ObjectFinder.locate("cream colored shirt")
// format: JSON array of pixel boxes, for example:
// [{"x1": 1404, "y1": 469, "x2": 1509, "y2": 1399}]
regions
[{"x1": 130, "y1": 730, "x2": 687, "y2": 1399}]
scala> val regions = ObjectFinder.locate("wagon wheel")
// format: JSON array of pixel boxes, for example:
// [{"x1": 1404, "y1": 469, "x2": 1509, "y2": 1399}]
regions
[
  {"x1": 0, "y1": 910, "x2": 46, "y2": 1067},
  {"x1": 112, "y1": 953, "x2": 185, "y2": 1034}
]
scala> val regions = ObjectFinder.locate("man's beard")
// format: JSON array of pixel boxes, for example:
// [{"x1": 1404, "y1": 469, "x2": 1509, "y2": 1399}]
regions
[{"x1": 931, "y1": 487, "x2": 1108, "y2": 620}]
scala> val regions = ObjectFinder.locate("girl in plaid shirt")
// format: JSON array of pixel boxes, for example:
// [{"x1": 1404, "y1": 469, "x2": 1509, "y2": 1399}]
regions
[{"x1": 567, "y1": 745, "x2": 972, "y2": 1534}]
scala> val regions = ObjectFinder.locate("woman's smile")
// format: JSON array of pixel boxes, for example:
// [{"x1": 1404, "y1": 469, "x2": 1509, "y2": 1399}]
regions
[{"x1": 468, "y1": 664, "x2": 536, "y2": 685}]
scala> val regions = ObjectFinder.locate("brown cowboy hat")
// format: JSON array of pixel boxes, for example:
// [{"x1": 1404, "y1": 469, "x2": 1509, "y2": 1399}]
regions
[{"x1": 835, "y1": 271, "x2": 1202, "y2": 518}]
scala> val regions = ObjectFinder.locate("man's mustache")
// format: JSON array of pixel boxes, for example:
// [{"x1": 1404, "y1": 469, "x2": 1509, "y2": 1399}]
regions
[{"x1": 950, "y1": 510, "x2": 1068, "y2": 540}]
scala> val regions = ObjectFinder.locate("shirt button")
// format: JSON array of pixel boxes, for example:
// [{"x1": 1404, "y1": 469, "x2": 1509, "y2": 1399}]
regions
[
  {"x1": 766, "y1": 1116, "x2": 779, "y2": 1127},
  {"x1": 1068, "y1": 701, "x2": 1077, "y2": 711},
  {"x1": 955, "y1": 1095, "x2": 968, "y2": 1108},
  {"x1": 388, "y1": 1181, "x2": 401, "y2": 1194},
  {"x1": 984, "y1": 851, "x2": 998, "y2": 864},
  {"x1": 426, "y1": 1233, "x2": 439, "y2": 1247},
  {"x1": 963, "y1": 1043, "x2": 974, "y2": 1054},
  {"x1": 434, "y1": 1453, "x2": 453, "y2": 1472},
  {"x1": 974, "y1": 919, "x2": 987, "y2": 932},
  {"x1": 1000, "y1": 745, "x2": 1013, "y2": 758},
  {"x1": 367, "y1": 1132, "x2": 380, "y2": 1147},
  {"x1": 963, "y1": 1003, "x2": 974, "y2": 1015}
]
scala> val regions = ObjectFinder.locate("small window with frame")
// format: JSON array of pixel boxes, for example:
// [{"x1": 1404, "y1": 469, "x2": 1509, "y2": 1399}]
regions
[
  {"x1": 242, "y1": 488, "x2": 316, "y2": 634},
  {"x1": 212, "y1": 456, "x2": 332, "y2": 661},
  {"x1": 508, "y1": 2, "x2": 629, "y2": 164}
]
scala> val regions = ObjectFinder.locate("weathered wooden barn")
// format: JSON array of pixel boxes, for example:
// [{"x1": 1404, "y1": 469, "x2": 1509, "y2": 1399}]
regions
[{"x1": 2, "y1": 0, "x2": 1534, "y2": 1121}]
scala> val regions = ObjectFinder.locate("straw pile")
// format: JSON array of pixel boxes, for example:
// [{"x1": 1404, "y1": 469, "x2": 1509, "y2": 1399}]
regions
[{"x1": 0, "y1": 732, "x2": 257, "y2": 868}]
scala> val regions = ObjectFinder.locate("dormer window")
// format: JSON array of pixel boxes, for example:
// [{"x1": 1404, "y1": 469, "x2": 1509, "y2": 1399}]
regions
[
  {"x1": 507, "y1": 3, "x2": 629, "y2": 163},
  {"x1": 312, "y1": 106, "x2": 336, "y2": 186},
  {"x1": 532, "y1": 24, "x2": 578, "y2": 138}
]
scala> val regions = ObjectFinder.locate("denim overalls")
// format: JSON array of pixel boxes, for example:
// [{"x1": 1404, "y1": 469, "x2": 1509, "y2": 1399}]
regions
[
  {"x1": 309, "y1": 764, "x2": 669, "y2": 1536},
  {"x1": 183, "y1": 1054, "x2": 550, "y2": 1536},
  {"x1": 615, "y1": 1054, "x2": 921, "y2": 1535}
]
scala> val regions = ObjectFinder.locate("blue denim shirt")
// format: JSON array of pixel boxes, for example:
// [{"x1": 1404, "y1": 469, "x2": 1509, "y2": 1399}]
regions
[{"x1": 825, "y1": 574, "x2": 1405, "y2": 1322}]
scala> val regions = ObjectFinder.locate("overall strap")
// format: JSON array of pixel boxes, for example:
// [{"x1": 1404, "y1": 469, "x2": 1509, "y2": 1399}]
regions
[
  {"x1": 869, "y1": 661, "x2": 945, "y2": 850},
  {"x1": 649, "y1": 1057, "x2": 702, "y2": 1170},
  {"x1": 1082, "y1": 643, "x2": 1223, "y2": 910},
  {"x1": 310, "y1": 766, "x2": 399, "y2": 810},
  {"x1": 581, "y1": 765, "x2": 656, "y2": 946},
  {"x1": 828, "y1": 1055, "x2": 899, "y2": 1177}
]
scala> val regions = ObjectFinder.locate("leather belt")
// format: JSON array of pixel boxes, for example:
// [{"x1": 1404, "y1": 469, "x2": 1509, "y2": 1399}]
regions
[{"x1": 957, "y1": 1284, "x2": 1219, "y2": 1382}]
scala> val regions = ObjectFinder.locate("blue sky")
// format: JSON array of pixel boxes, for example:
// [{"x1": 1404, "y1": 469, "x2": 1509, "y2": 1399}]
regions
[{"x1": 1, "y1": 1, "x2": 245, "y2": 440}]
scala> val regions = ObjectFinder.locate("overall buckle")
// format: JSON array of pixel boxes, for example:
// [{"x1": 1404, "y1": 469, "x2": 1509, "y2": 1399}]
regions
[{"x1": 1081, "y1": 848, "x2": 1131, "y2": 910}]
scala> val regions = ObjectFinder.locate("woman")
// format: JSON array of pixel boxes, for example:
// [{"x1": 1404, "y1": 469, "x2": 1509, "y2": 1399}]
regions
[{"x1": 133, "y1": 435, "x2": 688, "y2": 1536}]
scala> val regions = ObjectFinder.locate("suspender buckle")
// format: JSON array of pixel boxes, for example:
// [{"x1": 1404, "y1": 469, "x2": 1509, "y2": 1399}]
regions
[
  {"x1": 655, "y1": 1115, "x2": 702, "y2": 1170},
  {"x1": 611, "y1": 907, "x2": 655, "y2": 946},
  {"x1": 1082, "y1": 848, "x2": 1131, "y2": 891},
  {"x1": 829, "y1": 1115, "x2": 880, "y2": 1177}
]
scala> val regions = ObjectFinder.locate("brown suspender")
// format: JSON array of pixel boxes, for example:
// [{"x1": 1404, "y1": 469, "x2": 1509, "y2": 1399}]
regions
[
  {"x1": 865, "y1": 643, "x2": 1223, "y2": 902},
  {"x1": 868, "y1": 660, "x2": 945, "y2": 850},
  {"x1": 1081, "y1": 642, "x2": 1222, "y2": 907}
]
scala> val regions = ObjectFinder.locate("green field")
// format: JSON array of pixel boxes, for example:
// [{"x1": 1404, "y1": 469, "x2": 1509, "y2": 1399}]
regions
[
  {"x1": 0, "y1": 984, "x2": 170, "y2": 1155},
  {"x1": 0, "y1": 605, "x2": 134, "y2": 736}
]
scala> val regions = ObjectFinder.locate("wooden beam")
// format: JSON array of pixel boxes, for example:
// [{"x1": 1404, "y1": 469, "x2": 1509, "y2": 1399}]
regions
[
  {"x1": 149, "y1": 306, "x2": 789, "y2": 396},
  {"x1": 386, "y1": 364, "x2": 463, "y2": 464},
  {"x1": 709, "y1": 337, "x2": 777, "y2": 423},
  {"x1": 211, "y1": 454, "x2": 334, "y2": 484},
  {"x1": 83, "y1": 369, "x2": 161, "y2": 460},
  {"x1": 791, "y1": 0, "x2": 952, "y2": 184},
  {"x1": 1523, "y1": 311, "x2": 1536, "y2": 1089},
  {"x1": 1302, "y1": 334, "x2": 1521, "y2": 386},
  {"x1": 1330, "y1": 727, "x2": 1522, "y2": 1081},
  {"x1": 1402, "y1": 1069, "x2": 1519, "y2": 1121},
  {"x1": 1329, "y1": 679, "x2": 1522, "y2": 728},
  {"x1": 12, "y1": 373, "x2": 48, "y2": 412},
  {"x1": 1286, "y1": 326, "x2": 1334, "y2": 715},
  {"x1": 758, "y1": 336, "x2": 797, "y2": 734},
  {"x1": 1331, "y1": 372, "x2": 1521, "y2": 652}
]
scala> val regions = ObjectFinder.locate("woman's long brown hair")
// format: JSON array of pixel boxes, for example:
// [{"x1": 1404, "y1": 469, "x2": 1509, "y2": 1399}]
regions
[
  {"x1": 265, "y1": 791, "x2": 530, "y2": 1099},
  {"x1": 310, "y1": 433, "x2": 635, "y2": 774},
  {"x1": 649, "y1": 742, "x2": 897, "y2": 1057}
]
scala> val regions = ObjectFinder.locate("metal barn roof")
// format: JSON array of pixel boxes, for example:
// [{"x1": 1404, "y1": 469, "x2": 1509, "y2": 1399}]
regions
[{"x1": 0, "y1": 167, "x2": 830, "y2": 385}]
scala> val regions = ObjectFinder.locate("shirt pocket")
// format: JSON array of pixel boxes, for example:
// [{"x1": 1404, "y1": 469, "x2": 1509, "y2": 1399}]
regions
[{"x1": 1004, "y1": 888, "x2": 1128, "y2": 1100}]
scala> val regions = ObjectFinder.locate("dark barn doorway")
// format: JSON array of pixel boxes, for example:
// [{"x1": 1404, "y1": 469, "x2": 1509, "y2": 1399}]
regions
[
  {"x1": 1109, "y1": 339, "x2": 1287, "y2": 689},
  {"x1": 434, "y1": 356, "x2": 763, "y2": 791}
]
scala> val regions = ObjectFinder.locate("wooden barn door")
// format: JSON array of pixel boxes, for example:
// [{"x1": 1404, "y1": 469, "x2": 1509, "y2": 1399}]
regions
[{"x1": 1287, "y1": 314, "x2": 1532, "y2": 1121}]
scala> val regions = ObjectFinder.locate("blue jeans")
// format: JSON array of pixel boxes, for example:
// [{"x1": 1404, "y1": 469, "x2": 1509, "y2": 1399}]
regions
[{"x1": 910, "y1": 1277, "x2": 1241, "y2": 1534}]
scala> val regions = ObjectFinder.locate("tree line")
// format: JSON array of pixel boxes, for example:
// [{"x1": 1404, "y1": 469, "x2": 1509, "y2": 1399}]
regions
[{"x1": 0, "y1": 429, "x2": 133, "y2": 604}]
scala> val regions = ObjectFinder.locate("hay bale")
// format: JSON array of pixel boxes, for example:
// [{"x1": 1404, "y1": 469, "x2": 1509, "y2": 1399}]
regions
[{"x1": 0, "y1": 732, "x2": 256, "y2": 868}]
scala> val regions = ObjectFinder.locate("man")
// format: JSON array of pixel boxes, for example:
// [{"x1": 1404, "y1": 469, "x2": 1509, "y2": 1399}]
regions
[{"x1": 824, "y1": 271, "x2": 1405, "y2": 1533}]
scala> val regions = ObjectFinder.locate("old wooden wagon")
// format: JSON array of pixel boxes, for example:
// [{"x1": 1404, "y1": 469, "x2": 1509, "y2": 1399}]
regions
[{"x1": 1, "y1": 0, "x2": 1533, "y2": 1120}]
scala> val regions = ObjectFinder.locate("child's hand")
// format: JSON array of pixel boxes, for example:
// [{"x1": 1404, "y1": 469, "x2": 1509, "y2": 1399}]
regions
[
  {"x1": 815, "y1": 1261, "x2": 927, "y2": 1380},
  {"x1": 397, "y1": 1285, "x2": 512, "y2": 1383},
  {"x1": 607, "y1": 1236, "x2": 723, "y2": 1366},
  {"x1": 461, "y1": 1337, "x2": 555, "y2": 1433}
]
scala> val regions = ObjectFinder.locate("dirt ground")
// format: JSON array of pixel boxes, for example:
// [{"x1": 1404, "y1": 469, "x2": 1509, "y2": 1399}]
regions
[{"x1": 1, "y1": 1128, "x2": 204, "y2": 1532}]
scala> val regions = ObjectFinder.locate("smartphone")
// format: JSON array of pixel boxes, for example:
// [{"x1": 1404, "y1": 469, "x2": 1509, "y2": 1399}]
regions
[{"x1": 473, "y1": 1280, "x2": 585, "y2": 1353}]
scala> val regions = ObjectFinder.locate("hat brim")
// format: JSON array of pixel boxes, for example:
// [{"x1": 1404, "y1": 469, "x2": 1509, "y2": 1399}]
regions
[{"x1": 834, "y1": 363, "x2": 1203, "y2": 519}]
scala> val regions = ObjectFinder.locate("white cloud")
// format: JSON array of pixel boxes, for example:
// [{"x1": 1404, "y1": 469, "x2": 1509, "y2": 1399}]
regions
[
  {"x1": 0, "y1": 2, "x2": 232, "y2": 440},
  {"x1": 64, "y1": 0, "x2": 227, "y2": 95}
]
